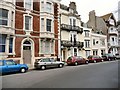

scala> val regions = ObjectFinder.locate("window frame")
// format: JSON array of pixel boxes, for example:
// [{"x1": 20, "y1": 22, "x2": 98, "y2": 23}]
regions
[
  {"x1": 46, "y1": 19, "x2": 52, "y2": 32},
  {"x1": 24, "y1": 15, "x2": 33, "y2": 31},
  {"x1": 24, "y1": 0, "x2": 33, "y2": 10},
  {"x1": 0, "y1": 8, "x2": 9, "y2": 26}
]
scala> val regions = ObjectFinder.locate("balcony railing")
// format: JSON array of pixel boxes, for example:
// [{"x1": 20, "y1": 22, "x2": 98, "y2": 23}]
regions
[
  {"x1": 61, "y1": 40, "x2": 84, "y2": 48},
  {"x1": 61, "y1": 24, "x2": 83, "y2": 34},
  {"x1": 109, "y1": 30, "x2": 118, "y2": 36}
]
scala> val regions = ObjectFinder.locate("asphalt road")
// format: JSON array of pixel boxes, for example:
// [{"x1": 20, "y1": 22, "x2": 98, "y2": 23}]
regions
[{"x1": 2, "y1": 60, "x2": 119, "y2": 88}]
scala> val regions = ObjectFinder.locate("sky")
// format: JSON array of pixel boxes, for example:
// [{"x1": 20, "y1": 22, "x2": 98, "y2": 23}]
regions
[{"x1": 61, "y1": 0, "x2": 119, "y2": 23}]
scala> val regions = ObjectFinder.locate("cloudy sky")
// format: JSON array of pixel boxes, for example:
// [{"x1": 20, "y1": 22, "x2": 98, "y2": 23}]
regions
[{"x1": 61, "y1": 0, "x2": 119, "y2": 22}]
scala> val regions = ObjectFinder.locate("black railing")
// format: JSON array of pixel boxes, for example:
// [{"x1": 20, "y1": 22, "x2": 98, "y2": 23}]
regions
[
  {"x1": 61, "y1": 40, "x2": 84, "y2": 48},
  {"x1": 61, "y1": 24, "x2": 83, "y2": 33}
]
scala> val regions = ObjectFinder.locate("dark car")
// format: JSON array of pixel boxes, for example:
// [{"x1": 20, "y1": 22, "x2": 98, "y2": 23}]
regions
[
  {"x1": 0, "y1": 60, "x2": 28, "y2": 74},
  {"x1": 102, "y1": 53, "x2": 116, "y2": 61},
  {"x1": 34, "y1": 58, "x2": 64, "y2": 70},
  {"x1": 66, "y1": 56, "x2": 89, "y2": 66},
  {"x1": 87, "y1": 55, "x2": 104, "y2": 63}
]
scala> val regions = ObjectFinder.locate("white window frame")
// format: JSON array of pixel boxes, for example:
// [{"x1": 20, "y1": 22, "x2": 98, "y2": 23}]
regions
[
  {"x1": 0, "y1": 9, "x2": 9, "y2": 26},
  {"x1": 23, "y1": 14, "x2": 33, "y2": 31},
  {"x1": 24, "y1": 0, "x2": 33, "y2": 10},
  {"x1": 46, "y1": 2, "x2": 52, "y2": 13},
  {"x1": 40, "y1": 18, "x2": 45, "y2": 32}
]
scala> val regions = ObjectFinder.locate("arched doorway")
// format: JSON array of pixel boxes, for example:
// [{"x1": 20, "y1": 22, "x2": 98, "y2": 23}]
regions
[{"x1": 23, "y1": 40, "x2": 32, "y2": 64}]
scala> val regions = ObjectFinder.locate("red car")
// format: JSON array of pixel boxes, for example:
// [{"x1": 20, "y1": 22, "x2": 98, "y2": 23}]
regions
[
  {"x1": 87, "y1": 55, "x2": 104, "y2": 63},
  {"x1": 66, "y1": 56, "x2": 89, "y2": 66}
]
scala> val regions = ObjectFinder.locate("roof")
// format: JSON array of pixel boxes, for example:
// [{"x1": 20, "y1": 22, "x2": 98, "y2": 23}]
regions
[{"x1": 100, "y1": 13, "x2": 113, "y2": 21}]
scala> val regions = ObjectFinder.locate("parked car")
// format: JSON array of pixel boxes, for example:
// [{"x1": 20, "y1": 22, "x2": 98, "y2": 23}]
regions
[
  {"x1": 0, "y1": 60, "x2": 28, "y2": 74},
  {"x1": 87, "y1": 55, "x2": 103, "y2": 63},
  {"x1": 102, "y1": 53, "x2": 116, "y2": 61},
  {"x1": 66, "y1": 56, "x2": 89, "y2": 66},
  {"x1": 115, "y1": 53, "x2": 120, "y2": 59},
  {"x1": 34, "y1": 58, "x2": 64, "y2": 70}
]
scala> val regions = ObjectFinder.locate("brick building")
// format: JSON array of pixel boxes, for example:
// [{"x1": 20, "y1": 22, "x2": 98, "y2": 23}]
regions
[{"x1": 0, "y1": 0, "x2": 61, "y2": 68}]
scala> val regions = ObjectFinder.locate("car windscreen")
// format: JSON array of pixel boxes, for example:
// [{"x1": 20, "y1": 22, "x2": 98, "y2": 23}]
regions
[{"x1": 67, "y1": 57, "x2": 72, "y2": 60}]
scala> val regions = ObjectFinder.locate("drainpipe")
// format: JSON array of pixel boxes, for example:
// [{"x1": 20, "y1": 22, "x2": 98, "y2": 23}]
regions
[{"x1": 59, "y1": 14, "x2": 62, "y2": 61}]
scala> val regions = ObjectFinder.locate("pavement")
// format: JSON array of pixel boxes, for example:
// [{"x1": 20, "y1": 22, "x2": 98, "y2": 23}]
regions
[{"x1": 2, "y1": 60, "x2": 119, "y2": 88}]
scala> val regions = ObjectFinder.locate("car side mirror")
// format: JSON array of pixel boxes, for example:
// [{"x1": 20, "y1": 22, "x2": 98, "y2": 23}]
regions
[{"x1": 15, "y1": 63, "x2": 18, "y2": 65}]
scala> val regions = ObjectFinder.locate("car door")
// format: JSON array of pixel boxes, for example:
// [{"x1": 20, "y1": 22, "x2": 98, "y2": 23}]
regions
[
  {"x1": 5, "y1": 60, "x2": 20, "y2": 72},
  {"x1": 43, "y1": 58, "x2": 52, "y2": 68},
  {"x1": 77, "y1": 56, "x2": 82, "y2": 64},
  {"x1": 0, "y1": 60, "x2": 9, "y2": 73},
  {"x1": 50, "y1": 58, "x2": 57, "y2": 67}
]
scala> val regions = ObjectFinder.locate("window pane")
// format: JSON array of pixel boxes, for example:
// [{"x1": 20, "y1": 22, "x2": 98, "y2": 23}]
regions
[
  {"x1": 0, "y1": 34, "x2": 6, "y2": 52},
  {"x1": 0, "y1": 9, "x2": 8, "y2": 18},
  {"x1": 25, "y1": 0, "x2": 32, "y2": 10},
  {"x1": 25, "y1": 16, "x2": 31, "y2": 30},
  {"x1": 0, "y1": 20, "x2": 8, "y2": 25},
  {"x1": 9, "y1": 37, "x2": 13, "y2": 53},
  {"x1": 46, "y1": 19, "x2": 51, "y2": 32},
  {"x1": 46, "y1": 2, "x2": 51, "y2": 13}
]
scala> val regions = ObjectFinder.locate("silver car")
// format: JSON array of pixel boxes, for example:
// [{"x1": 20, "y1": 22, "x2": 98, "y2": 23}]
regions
[{"x1": 34, "y1": 58, "x2": 64, "y2": 70}]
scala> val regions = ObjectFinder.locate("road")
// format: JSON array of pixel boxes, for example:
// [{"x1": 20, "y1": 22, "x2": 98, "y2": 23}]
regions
[{"x1": 2, "y1": 60, "x2": 119, "y2": 88}]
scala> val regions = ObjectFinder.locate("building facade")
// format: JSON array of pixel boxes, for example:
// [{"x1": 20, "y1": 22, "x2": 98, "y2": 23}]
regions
[
  {"x1": 0, "y1": 0, "x2": 61, "y2": 68},
  {"x1": 87, "y1": 10, "x2": 118, "y2": 55},
  {"x1": 101, "y1": 13, "x2": 119, "y2": 55},
  {"x1": 0, "y1": 0, "x2": 16, "y2": 59},
  {"x1": 83, "y1": 26, "x2": 108, "y2": 58},
  {"x1": 60, "y1": 2, "x2": 84, "y2": 61}
]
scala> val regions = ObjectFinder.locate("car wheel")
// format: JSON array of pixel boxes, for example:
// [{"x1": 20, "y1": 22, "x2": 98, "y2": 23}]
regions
[
  {"x1": 85, "y1": 61, "x2": 89, "y2": 64},
  {"x1": 94, "y1": 60, "x2": 96, "y2": 63},
  {"x1": 20, "y1": 68, "x2": 26, "y2": 73},
  {"x1": 101, "y1": 60, "x2": 104, "y2": 62},
  {"x1": 59, "y1": 64, "x2": 63, "y2": 68},
  {"x1": 41, "y1": 66, "x2": 46, "y2": 70},
  {"x1": 75, "y1": 62, "x2": 78, "y2": 66}
]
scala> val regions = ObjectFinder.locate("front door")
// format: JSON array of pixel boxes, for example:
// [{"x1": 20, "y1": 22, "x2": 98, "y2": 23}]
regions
[{"x1": 23, "y1": 41, "x2": 31, "y2": 64}]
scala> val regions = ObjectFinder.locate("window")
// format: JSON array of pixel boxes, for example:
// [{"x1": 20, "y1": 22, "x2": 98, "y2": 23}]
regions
[
  {"x1": 51, "y1": 42, "x2": 54, "y2": 53},
  {"x1": 101, "y1": 50, "x2": 105, "y2": 55},
  {"x1": 70, "y1": 19, "x2": 72, "y2": 25},
  {"x1": 85, "y1": 50, "x2": 90, "y2": 57},
  {"x1": 93, "y1": 50, "x2": 98, "y2": 55},
  {"x1": 41, "y1": 1, "x2": 44, "y2": 11},
  {"x1": 6, "y1": 60, "x2": 15, "y2": 65},
  {"x1": 46, "y1": 19, "x2": 51, "y2": 32},
  {"x1": 0, "y1": 9, "x2": 8, "y2": 26},
  {"x1": 93, "y1": 39, "x2": 95, "y2": 45},
  {"x1": 0, "y1": 34, "x2": 7, "y2": 52},
  {"x1": 9, "y1": 37, "x2": 13, "y2": 53},
  {"x1": 45, "y1": 41, "x2": 50, "y2": 54},
  {"x1": 11, "y1": 11, "x2": 14, "y2": 27},
  {"x1": 84, "y1": 31, "x2": 89, "y2": 37},
  {"x1": 41, "y1": 18, "x2": 44, "y2": 31},
  {"x1": 74, "y1": 35, "x2": 76, "y2": 45},
  {"x1": 25, "y1": 16, "x2": 32, "y2": 30},
  {"x1": 73, "y1": 19, "x2": 76, "y2": 26},
  {"x1": 85, "y1": 40, "x2": 90, "y2": 48},
  {"x1": 100, "y1": 39, "x2": 105, "y2": 46},
  {"x1": 25, "y1": 0, "x2": 32, "y2": 10},
  {"x1": 112, "y1": 38, "x2": 114, "y2": 41},
  {"x1": 46, "y1": 2, "x2": 52, "y2": 13},
  {"x1": 40, "y1": 40, "x2": 44, "y2": 53}
]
